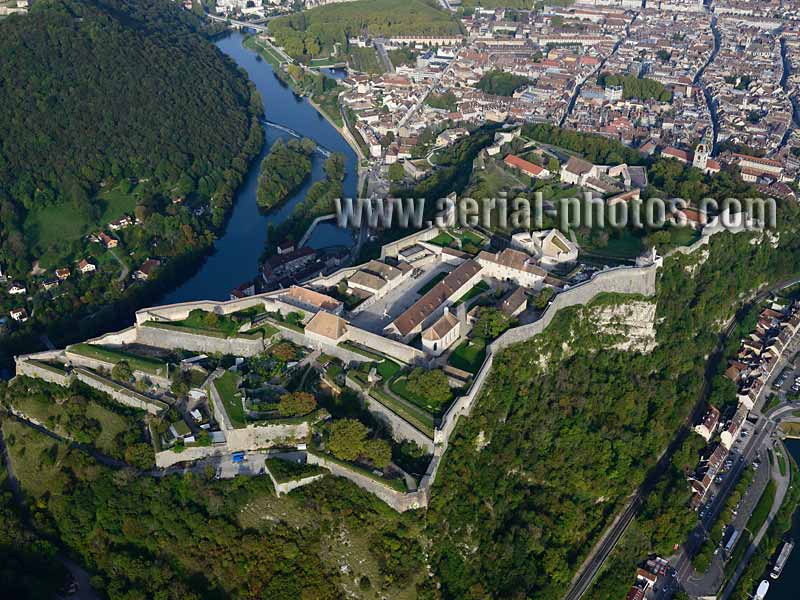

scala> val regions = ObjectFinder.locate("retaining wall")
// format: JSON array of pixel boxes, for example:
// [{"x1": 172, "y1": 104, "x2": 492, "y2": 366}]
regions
[
  {"x1": 64, "y1": 350, "x2": 171, "y2": 388},
  {"x1": 345, "y1": 326, "x2": 427, "y2": 365},
  {"x1": 344, "y1": 376, "x2": 434, "y2": 452},
  {"x1": 307, "y1": 452, "x2": 425, "y2": 512},
  {"x1": 14, "y1": 357, "x2": 73, "y2": 387},
  {"x1": 136, "y1": 324, "x2": 267, "y2": 357},
  {"x1": 266, "y1": 469, "x2": 326, "y2": 496},
  {"x1": 74, "y1": 368, "x2": 166, "y2": 415}
]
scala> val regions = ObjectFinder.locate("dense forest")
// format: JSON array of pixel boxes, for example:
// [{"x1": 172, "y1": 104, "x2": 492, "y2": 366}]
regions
[
  {"x1": 256, "y1": 138, "x2": 316, "y2": 209},
  {"x1": 268, "y1": 0, "x2": 462, "y2": 62},
  {"x1": 0, "y1": 0, "x2": 263, "y2": 362},
  {"x1": 476, "y1": 70, "x2": 533, "y2": 96}
]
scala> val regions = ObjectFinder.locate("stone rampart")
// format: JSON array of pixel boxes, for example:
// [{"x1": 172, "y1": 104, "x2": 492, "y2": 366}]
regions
[
  {"x1": 14, "y1": 356, "x2": 73, "y2": 387},
  {"x1": 345, "y1": 326, "x2": 427, "y2": 365},
  {"x1": 307, "y1": 451, "x2": 425, "y2": 512},
  {"x1": 74, "y1": 368, "x2": 167, "y2": 415},
  {"x1": 344, "y1": 376, "x2": 434, "y2": 452},
  {"x1": 136, "y1": 324, "x2": 267, "y2": 357},
  {"x1": 63, "y1": 350, "x2": 171, "y2": 388}
]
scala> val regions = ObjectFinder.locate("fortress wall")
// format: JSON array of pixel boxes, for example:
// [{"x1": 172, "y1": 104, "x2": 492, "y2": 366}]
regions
[
  {"x1": 345, "y1": 326, "x2": 427, "y2": 365},
  {"x1": 14, "y1": 357, "x2": 73, "y2": 387},
  {"x1": 344, "y1": 376, "x2": 434, "y2": 452},
  {"x1": 73, "y1": 368, "x2": 166, "y2": 415},
  {"x1": 307, "y1": 451, "x2": 426, "y2": 512},
  {"x1": 63, "y1": 351, "x2": 171, "y2": 388},
  {"x1": 135, "y1": 325, "x2": 267, "y2": 357},
  {"x1": 86, "y1": 326, "x2": 139, "y2": 346},
  {"x1": 267, "y1": 470, "x2": 327, "y2": 496}
]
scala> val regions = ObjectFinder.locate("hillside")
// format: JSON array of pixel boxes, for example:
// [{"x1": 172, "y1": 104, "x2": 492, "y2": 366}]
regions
[
  {"x1": 0, "y1": 0, "x2": 262, "y2": 278},
  {"x1": 269, "y1": 0, "x2": 462, "y2": 61}
]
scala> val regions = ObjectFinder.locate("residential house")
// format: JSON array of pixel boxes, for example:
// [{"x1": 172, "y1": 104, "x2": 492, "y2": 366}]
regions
[
  {"x1": 10, "y1": 307, "x2": 28, "y2": 322},
  {"x1": 78, "y1": 259, "x2": 96, "y2": 274}
]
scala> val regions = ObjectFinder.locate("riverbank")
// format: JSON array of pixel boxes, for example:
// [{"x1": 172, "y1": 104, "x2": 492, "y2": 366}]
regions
[
  {"x1": 162, "y1": 31, "x2": 359, "y2": 304},
  {"x1": 244, "y1": 33, "x2": 367, "y2": 167}
]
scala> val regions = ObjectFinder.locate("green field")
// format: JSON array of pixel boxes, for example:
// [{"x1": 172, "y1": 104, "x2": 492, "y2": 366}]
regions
[
  {"x1": 12, "y1": 393, "x2": 137, "y2": 457},
  {"x1": 23, "y1": 183, "x2": 138, "y2": 266},
  {"x1": 2, "y1": 420, "x2": 75, "y2": 499},
  {"x1": 213, "y1": 371, "x2": 245, "y2": 428},
  {"x1": 243, "y1": 35, "x2": 285, "y2": 69},
  {"x1": 67, "y1": 343, "x2": 168, "y2": 376},
  {"x1": 389, "y1": 375, "x2": 453, "y2": 417},
  {"x1": 447, "y1": 338, "x2": 487, "y2": 373},
  {"x1": 454, "y1": 281, "x2": 490, "y2": 306}
]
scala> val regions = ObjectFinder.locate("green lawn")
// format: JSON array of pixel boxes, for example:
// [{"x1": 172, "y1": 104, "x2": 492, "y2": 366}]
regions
[
  {"x1": 213, "y1": 371, "x2": 246, "y2": 428},
  {"x1": 2, "y1": 420, "x2": 74, "y2": 499},
  {"x1": 376, "y1": 358, "x2": 402, "y2": 380},
  {"x1": 777, "y1": 452, "x2": 787, "y2": 477},
  {"x1": 577, "y1": 228, "x2": 644, "y2": 260},
  {"x1": 746, "y1": 480, "x2": 776, "y2": 535},
  {"x1": 67, "y1": 343, "x2": 168, "y2": 377},
  {"x1": 389, "y1": 376, "x2": 453, "y2": 417},
  {"x1": 429, "y1": 231, "x2": 456, "y2": 247},
  {"x1": 454, "y1": 281, "x2": 490, "y2": 306},
  {"x1": 24, "y1": 183, "x2": 138, "y2": 266},
  {"x1": 448, "y1": 338, "x2": 487, "y2": 373},
  {"x1": 11, "y1": 392, "x2": 136, "y2": 457},
  {"x1": 243, "y1": 35, "x2": 285, "y2": 69}
]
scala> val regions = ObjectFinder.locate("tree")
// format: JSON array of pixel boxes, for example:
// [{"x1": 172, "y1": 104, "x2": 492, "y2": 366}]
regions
[
  {"x1": 327, "y1": 418, "x2": 368, "y2": 462},
  {"x1": 277, "y1": 391, "x2": 317, "y2": 417},
  {"x1": 364, "y1": 438, "x2": 391, "y2": 469},
  {"x1": 112, "y1": 360, "x2": 133, "y2": 382},
  {"x1": 406, "y1": 368, "x2": 451, "y2": 406},
  {"x1": 533, "y1": 287, "x2": 554, "y2": 309},
  {"x1": 388, "y1": 162, "x2": 405, "y2": 183},
  {"x1": 472, "y1": 307, "x2": 513, "y2": 339}
]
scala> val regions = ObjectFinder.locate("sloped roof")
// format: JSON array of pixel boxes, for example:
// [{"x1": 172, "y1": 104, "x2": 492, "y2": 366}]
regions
[{"x1": 305, "y1": 311, "x2": 348, "y2": 341}]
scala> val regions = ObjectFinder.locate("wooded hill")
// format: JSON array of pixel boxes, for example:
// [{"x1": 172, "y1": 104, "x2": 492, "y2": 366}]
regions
[{"x1": 0, "y1": 0, "x2": 261, "y2": 278}]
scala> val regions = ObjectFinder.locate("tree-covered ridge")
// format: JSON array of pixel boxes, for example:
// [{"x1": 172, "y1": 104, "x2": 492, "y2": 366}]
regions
[
  {"x1": 476, "y1": 70, "x2": 533, "y2": 96},
  {"x1": 269, "y1": 0, "x2": 462, "y2": 61},
  {"x1": 256, "y1": 138, "x2": 315, "y2": 210},
  {"x1": 425, "y1": 188, "x2": 800, "y2": 598},
  {"x1": 0, "y1": 0, "x2": 262, "y2": 276}
]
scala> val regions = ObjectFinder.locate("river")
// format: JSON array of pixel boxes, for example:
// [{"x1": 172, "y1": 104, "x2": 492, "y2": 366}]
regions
[
  {"x1": 161, "y1": 32, "x2": 357, "y2": 305},
  {"x1": 761, "y1": 439, "x2": 800, "y2": 599}
]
